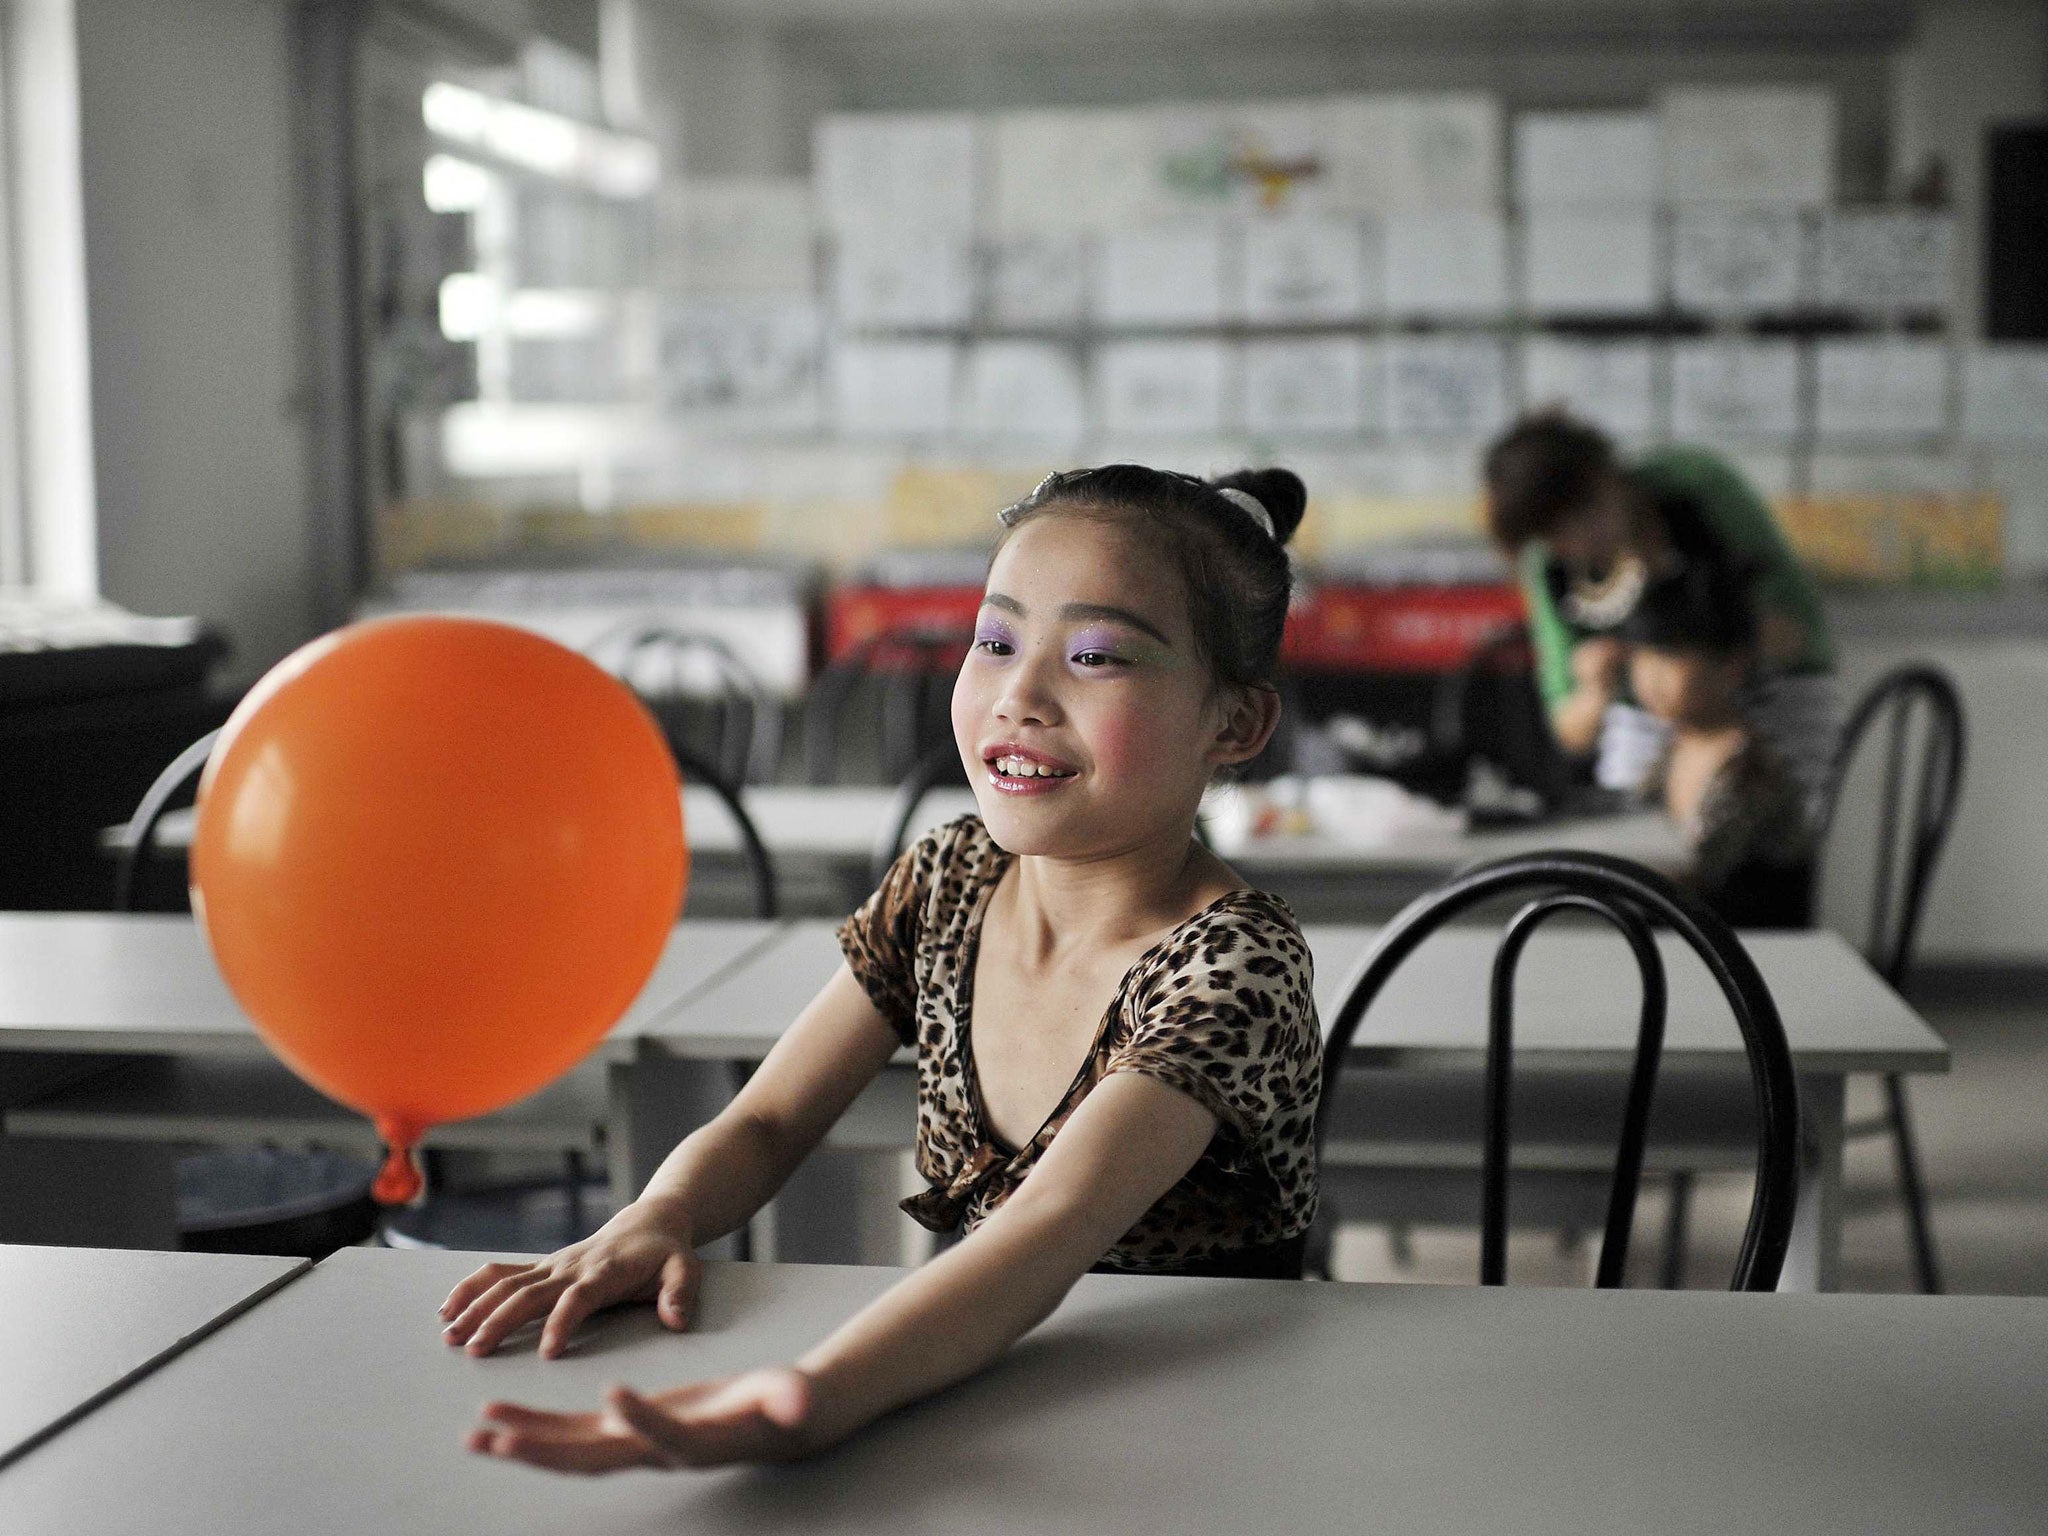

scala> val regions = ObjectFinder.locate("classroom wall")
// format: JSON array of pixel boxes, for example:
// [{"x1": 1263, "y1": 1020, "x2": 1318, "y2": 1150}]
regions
[{"x1": 72, "y1": 0, "x2": 314, "y2": 685}]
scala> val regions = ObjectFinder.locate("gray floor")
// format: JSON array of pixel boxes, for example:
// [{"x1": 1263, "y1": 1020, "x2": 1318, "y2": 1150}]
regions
[{"x1": 1335, "y1": 991, "x2": 2048, "y2": 1294}]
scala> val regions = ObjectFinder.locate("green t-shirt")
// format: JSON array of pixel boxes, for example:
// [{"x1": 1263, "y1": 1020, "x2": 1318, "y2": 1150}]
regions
[{"x1": 1521, "y1": 445, "x2": 1835, "y2": 710}]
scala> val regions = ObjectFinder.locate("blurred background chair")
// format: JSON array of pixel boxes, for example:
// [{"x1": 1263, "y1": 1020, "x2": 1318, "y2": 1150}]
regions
[
  {"x1": 804, "y1": 625, "x2": 974, "y2": 786},
  {"x1": 590, "y1": 622, "x2": 781, "y2": 787},
  {"x1": 1315, "y1": 851, "x2": 1802, "y2": 1292}
]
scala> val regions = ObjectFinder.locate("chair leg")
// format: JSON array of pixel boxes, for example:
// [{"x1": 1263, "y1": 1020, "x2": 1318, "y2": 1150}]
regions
[
  {"x1": 1660, "y1": 1171, "x2": 1694, "y2": 1290},
  {"x1": 1387, "y1": 1222, "x2": 1415, "y2": 1269},
  {"x1": 1884, "y1": 1073, "x2": 1943, "y2": 1295},
  {"x1": 563, "y1": 1150, "x2": 586, "y2": 1240}
]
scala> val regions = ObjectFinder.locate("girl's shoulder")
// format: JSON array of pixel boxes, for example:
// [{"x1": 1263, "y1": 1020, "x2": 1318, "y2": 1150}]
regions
[
  {"x1": 1140, "y1": 888, "x2": 1312, "y2": 991},
  {"x1": 897, "y1": 812, "x2": 1010, "y2": 913}
]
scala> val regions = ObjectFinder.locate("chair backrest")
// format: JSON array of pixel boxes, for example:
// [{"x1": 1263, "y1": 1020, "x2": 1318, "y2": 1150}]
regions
[
  {"x1": 113, "y1": 729, "x2": 222, "y2": 911},
  {"x1": 591, "y1": 623, "x2": 779, "y2": 787},
  {"x1": 803, "y1": 626, "x2": 973, "y2": 785},
  {"x1": 871, "y1": 744, "x2": 970, "y2": 887},
  {"x1": 1814, "y1": 665, "x2": 1965, "y2": 990},
  {"x1": 1317, "y1": 850, "x2": 1801, "y2": 1291},
  {"x1": 1428, "y1": 624, "x2": 1572, "y2": 808},
  {"x1": 669, "y1": 741, "x2": 780, "y2": 920}
]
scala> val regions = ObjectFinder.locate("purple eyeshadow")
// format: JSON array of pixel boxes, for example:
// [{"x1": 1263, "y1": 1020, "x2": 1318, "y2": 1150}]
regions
[
  {"x1": 1069, "y1": 626, "x2": 1126, "y2": 655},
  {"x1": 974, "y1": 616, "x2": 1017, "y2": 647}
]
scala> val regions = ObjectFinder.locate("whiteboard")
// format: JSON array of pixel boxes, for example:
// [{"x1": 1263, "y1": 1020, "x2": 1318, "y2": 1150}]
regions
[
  {"x1": 1961, "y1": 347, "x2": 2048, "y2": 442},
  {"x1": 814, "y1": 113, "x2": 977, "y2": 236},
  {"x1": 828, "y1": 340, "x2": 958, "y2": 437},
  {"x1": 989, "y1": 108, "x2": 1167, "y2": 236},
  {"x1": 658, "y1": 299, "x2": 822, "y2": 433},
  {"x1": 1237, "y1": 216, "x2": 1377, "y2": 323},
  {"x1": 1092, "y1": 340, "x2": 1231, "y2": 436},
  {"x1": 1093, "y1": 220, "x2": 1229, "y2": 326},
  {"x1": 1521, "y1": 209, "x2": 1660, "y2": 314},
  {"x1": 1520, "y1": 339, "x2": 1658, "y2": 438},
  {"x1": 1659, "y1": 88, "x2": 1835, "y2": 205},
  {"x1": 1814, "y1": 341, "x2": 1950, "y2": 438},
  {"x1": 1812, "y1": 211, "x2": 1956, "y2": 314},
  {"x1": 959, "y1": 342, "x2": 1087, "y2": 441},
  {"x1": 985, "y1": 236, "x2": 1087, "y2": 328},
  {"x1": 1670, "y1": 207, "x2": 1806, "y2": 313},
  {"x1": 1386, "y1": 337, "x2": 1511, "y2": 439},
  {"x1": 1513, "y1": 112, "x2": 1659, "y2": 206},
  {"x1": 1325, "y1": 93, "x2": 1503, "y2": 212},
  {"x1": 1383, "y1": 211, "x2": 1510, "y2": 317},
  {"x1": 1242, "y1": 339, "x2": 1384, "y2": 437},
  {"x1": 657, "y1": 178, "x2": 814, "y2": 297},
  {"x1": 829, "y1": 233, "x2": 973, "y2": 328},
  {"x1": 1670, "y1": 340, "x2": 1802, "y2": 439}
]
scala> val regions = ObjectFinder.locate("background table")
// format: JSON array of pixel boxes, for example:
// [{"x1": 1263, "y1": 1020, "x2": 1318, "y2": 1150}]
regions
[
  {"x1": 0, "y1": 1244, "x2": 306, "y2": 1471},
  {"x1": 3, "y1": 1246, "x2": 2041, "y2": 1534},
  {"x1": 631, "y1": 921, "x2": 1948, "y2": 1288}
]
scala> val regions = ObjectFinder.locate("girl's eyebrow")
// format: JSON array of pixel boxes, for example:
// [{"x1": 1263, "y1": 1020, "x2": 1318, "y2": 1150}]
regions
[{"x1": 981, "y1": 592, "x2": 1173, "y2": 648}]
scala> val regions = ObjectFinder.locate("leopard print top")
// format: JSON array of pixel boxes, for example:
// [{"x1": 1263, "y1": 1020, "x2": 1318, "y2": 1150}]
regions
[{"x1": 837, "y1": 815, "x2": 1321, "y2": 1274}]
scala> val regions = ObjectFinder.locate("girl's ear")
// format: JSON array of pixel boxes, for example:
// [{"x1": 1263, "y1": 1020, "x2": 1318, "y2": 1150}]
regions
[{"x1": 1208, "y1": 684, "x2": 1282, "y2": 769}]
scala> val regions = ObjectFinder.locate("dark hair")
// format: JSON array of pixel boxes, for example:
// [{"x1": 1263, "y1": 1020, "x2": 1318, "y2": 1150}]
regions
[
  {"x1": 1483, "y1": 411, "x2": 1616, "y2": 552},
  {"x1": 994, "y1": 464, "x2": 1306, "y2": 689},
  {"x1": 1619, "y1": 559, "x2": 1759, "y2": 656}
]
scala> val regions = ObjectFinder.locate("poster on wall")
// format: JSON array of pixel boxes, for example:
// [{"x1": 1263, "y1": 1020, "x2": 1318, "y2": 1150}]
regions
[
  {"x1": 828, "y1": 339, "x2": 958, "y2": 437},
  {"x1": 1658, "y1": 87, "x2": 1835, "y2": 205},
  {"x1": 1520, "y1": 209, "x2": 1659, "y2": 314},
  {"x1": 1237, "y1": 216, "x2": 1378, "y2": 323},
  {"x1": 988, "y1": 108, "x2": 1168, "y2": 235},
  {"x1": 814, "y1": 112, "x2": 978, "y2": 236},
  {"x1": 1243, "y1": 339, "x2": 1383, "y2": 437},
  {"x1": 959, "y1": 343, "x2": 1087, "y2": 440},
  {"x1": 1324, "y1": 93, "x2": 1503, "y2": 211},
  {"x1": 658, "y1": 300, "x2": 822, "y2": 433},
  {"x1": 1093, "y1": 220, "x2": 1230, "y2": 326},
  {"x1": 1227, "y1": 99, "x2": 1336, "y2": 216},
  {"x1": 985, "y1": 236, "x2": 1088, "y2": 328},
  {"x1": 829, "y1": 234, "x2": 974, "y2": 329},
  {"x1": 1383, "y1": 211, "x2": 1510, "y2": 317},
  {"x1": 1812, "y1": 211, "x2": 1956, "y2": 314},
  {"x1": 1670, "y1": 207, "x2": 1806, "y2": 312},
  {"x1": 657, "y1": 178, "x2": 815, "y2": 297},
  {"x1": 1512, "y1": 112, "x2": 1659, "y2": 206},
  {"x1": 1386, "y1": 336, "x2": 1511, "y2": 438},
  {"x1": 1813, "y1": 340, "x2": 1950, "y2": 438},
  {"x1": 1520, "y1": 339, "x2": 1658, "y2": 438},
  {"x1": 1669, "y1": 340, "x2": 1802, "y2": 439},
  {"x1": 1962, "y1": 346, "x2": 2048, "y2": 442},
  {"x1": 1093, "y1": 340, "x2": 1231, "y2": 435}
]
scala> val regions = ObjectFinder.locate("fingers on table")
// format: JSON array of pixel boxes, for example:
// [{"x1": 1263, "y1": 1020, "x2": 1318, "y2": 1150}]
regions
[
  {"x1": 467, "y1": 1404, "x2": 652, "y2": 1476},
  {"x1": 440, "y1": 1261, "x2": 531, "y2": 1322},
  {"x1": 447, "y1": 1269, "x2": 566, "y2": 1354},
  {"x1": 536, "y1": 1275, "x2": 617, "y2": 1359},
  {"x1": 656, "y1": 1253, "x2": 700, "y2": 1332}
]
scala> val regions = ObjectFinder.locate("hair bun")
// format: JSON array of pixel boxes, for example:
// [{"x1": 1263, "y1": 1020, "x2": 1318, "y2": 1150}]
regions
[{"x1": 1210, "y1": 468, "x2": 1307, "y2": 548}]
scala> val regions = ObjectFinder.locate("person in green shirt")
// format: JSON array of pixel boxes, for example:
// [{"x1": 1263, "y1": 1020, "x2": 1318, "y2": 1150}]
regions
[{"x1": 1481, "y1": 412, "x2": 1838, "y2": 807}]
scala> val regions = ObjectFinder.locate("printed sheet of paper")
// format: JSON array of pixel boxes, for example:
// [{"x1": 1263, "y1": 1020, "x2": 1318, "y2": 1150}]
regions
[
  {"x1": 828, "y1": 339, "x2": 958, "y2": 437},
  {"x1": 1237, "y1": 216, "x2": 1378, "y2": 323},
  {"x1": 814, "y1": 112, "x2": 977, "y2": 236},
  {"x1": 657, "y1": 299, "x2": 822, "y2": 433},
  {"x1": 1386, "y1": 337, "x2": 1511, "y2": 439},
  {"x1": 829, "y1": 234, "x2": 974, "y2": 329},
  {"x1": 1962, "y1": 346, "x2": 2048, "y2": 442},
  {"x1": 1383, "y1": 211, "x2": 1510, "y2": 317},
  {"x1": 1092, "y1": 340, "x2": 1230, "y2": 436},
  {"x1": 1812, "y1": 211, "x2": 1956, "y2": 314},
  {"x1": 1670, "y1": 340, "x2": 1803, "y2": 439},
  {"x1": 1520, "y1": 209, "x2": 1659, "y2": 314},
  {"x1": 1228, "y1": 99, "x2": 1337, "y2": 216},
  {"x1": 1520, "y1": 339, "x2": 1658, "y2": 438},
  {"x1": 657, "y1": 178, "x2": 815, "y2": 297},
  {"x1": 1671, "y1": 207, "x2": 1806, "y2": 312},
  {"x1": 1242, "y1": 339, "x2": 1384, "y2": 437},
  {"x1": 1093, "y1": 220, "x2": 1229, "y2": 326},
  {"x1": 1513, "y1": 112, "x2": 1659, "y2": 206},
  {"x1": 984, "y1": 236, "x2": 1087, "y2": 328},
  {"x1": 988, "y1": 108, "x2": 1168, "y2": 236},
  {"x1": 1814, "y1": 340, "x2": 1950, "y2": 438},
  {"x1": 1324, "y1": 93, "x2": 1503, "y2": 211},
  {"x1": 959, "y1": 342, "x2": 1087, "y2": 440},
  {"x1": 1659, "y1": 87, "x2": 1835, "y2": 205}
]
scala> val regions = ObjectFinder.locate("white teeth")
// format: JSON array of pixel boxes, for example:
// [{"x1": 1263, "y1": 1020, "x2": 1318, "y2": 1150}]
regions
[{"x1": 993, "y1": 756, "x2": 1070, "y2": 779}]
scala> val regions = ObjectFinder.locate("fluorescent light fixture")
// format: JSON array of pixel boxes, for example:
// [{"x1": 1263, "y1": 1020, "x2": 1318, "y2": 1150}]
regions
[
  {"x1": 437, "y1": 273, "x2": 500, "y2": 342},
  {"x1": 440, "y1": 402, "x2": 638, "y2": 477},
  {"x1": 503, "y1": 288, "x2": 610, "y2": 338},
  {"x1": 422, "y1": 154, "x2": 494, "y2": 213},
  {"x1": 420, "y1": 80, "x2": 659, "y2": 199}
]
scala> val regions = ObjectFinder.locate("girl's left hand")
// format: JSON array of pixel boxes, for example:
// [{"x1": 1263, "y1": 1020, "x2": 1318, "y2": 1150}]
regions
[{"x1": 465, "y1": 1366, "x2": 817, "y2": 1474}]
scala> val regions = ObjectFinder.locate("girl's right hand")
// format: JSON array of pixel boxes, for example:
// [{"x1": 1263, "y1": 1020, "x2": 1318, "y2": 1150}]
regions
[{"x1": 437, "y1": 1198, "x2": 700, "y2": 1359}]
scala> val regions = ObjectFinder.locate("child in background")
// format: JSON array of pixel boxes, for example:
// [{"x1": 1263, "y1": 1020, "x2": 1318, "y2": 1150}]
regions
[
  {"x1": 441, "y1": 465, "x2": 1322, "y2": 1473},
  {"x1": 1621, "y1": 559, "x2": 1816, "y2": 930}
]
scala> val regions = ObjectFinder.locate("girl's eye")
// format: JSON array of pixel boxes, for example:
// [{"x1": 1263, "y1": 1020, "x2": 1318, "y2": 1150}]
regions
[
  {"x1": 973, "y1": 636, "x2": 1013, "y2": 656},
  {"x1": 1072, "y1": 650, "x2": 1126, "y2": 668}
]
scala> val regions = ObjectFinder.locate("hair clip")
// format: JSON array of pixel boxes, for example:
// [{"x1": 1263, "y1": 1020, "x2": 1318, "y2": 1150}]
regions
[{"x1": 1216, "y1": 487, "x2": 1276, "y2": 541}]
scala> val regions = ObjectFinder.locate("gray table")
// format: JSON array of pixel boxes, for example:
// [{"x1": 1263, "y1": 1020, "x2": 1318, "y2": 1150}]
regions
[
  {"x1": 0, "y1": 1244, "x2": 307, "y2": 1471},
  {"x1": 632, "y1": 921, "x2": 1947, "y2": 1290},
  {"x1": 2, "y1": 1246, "x2": 2041, "y2": 1534}
]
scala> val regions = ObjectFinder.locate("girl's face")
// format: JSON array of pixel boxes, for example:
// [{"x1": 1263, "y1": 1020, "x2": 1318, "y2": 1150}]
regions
[{"x1": 952, "y1": 512, "x2": 1269, "y2": 859}]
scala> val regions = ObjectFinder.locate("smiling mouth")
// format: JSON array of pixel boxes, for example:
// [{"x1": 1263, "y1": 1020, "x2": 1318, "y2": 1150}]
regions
[{"x1": 987, "y1": 754, "x2": 1076, "y2": 780}]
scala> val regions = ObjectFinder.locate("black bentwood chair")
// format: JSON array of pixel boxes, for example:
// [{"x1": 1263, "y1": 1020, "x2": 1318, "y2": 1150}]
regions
[
  {"x1": 1815, "y1": 664, "x2": 1966, "y2": 1294},
  {"x1": 871, "y1": 743, "x2": 970, "y2": 888},
  {"x1": 592, "y1": 623, "x2": 782, "y2": 788},
  {"x1": 1315, "y1": 851, "x2": 1802, "y2": 1291},
  {"x1": 803, "y1": 625, "x2": 975, "y2": 786}
]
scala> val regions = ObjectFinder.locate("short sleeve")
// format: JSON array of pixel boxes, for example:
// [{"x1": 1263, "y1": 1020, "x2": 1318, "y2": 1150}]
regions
[
  {"x1": 1102, "y1": 902, "x2": 1321, "y2": 1156},
  {"x1": 835, "y1": 832, "x2": 941, "y2": 1047}
]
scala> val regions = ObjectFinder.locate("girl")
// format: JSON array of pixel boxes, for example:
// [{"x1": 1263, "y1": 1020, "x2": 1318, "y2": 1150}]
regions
[{"x1": 442, "y1": 465, "x2": 1324, "y2": 1473}]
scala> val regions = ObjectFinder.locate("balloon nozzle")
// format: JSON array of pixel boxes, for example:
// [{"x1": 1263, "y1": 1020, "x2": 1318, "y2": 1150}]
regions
[{"x1": 371, "y1": 1128, "x2": 424, "y2": 1205}]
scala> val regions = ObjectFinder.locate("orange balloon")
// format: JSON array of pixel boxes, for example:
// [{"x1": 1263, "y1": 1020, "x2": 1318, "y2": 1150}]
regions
[{"x1": 191, "y1": 616, "x2": 686, "y2": 1203}]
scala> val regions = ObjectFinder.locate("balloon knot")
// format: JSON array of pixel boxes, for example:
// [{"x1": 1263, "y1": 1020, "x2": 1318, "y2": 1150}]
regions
[{"x1": 372, "y1": 1142, "x2": 424, "y2": 1205}]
